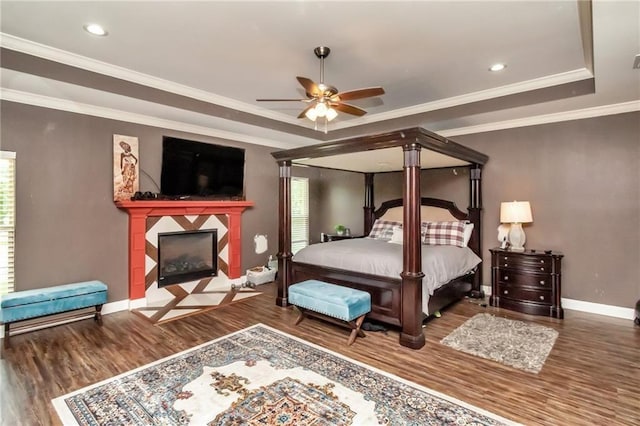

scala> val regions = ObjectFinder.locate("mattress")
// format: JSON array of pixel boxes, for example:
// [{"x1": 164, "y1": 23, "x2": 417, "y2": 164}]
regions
[{"x1": 292, "y1": 237, "x2": 481, "y2": 296}]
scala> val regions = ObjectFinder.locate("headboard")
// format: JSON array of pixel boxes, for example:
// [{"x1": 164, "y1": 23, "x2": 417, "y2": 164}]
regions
[
  {"x1": 373, "y1": 197, "x2": 469, "y2": 221},
  {"x1": 371, "y1": 197, "x2": 481, "y2": 258},
  {"x1": 379, "y1": 206, "x2": 459, "y2": 223}
]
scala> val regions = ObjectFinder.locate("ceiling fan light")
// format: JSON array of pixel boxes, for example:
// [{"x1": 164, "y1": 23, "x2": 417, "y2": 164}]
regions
[
  {"x1": 315, "y1": 102, "x2": 328, "y2": 117},
  {"x1": 305, "y1": 108, "x2": 318, "y2": 121},
  {"x1": 325, "y1": 108, "x2": 338, "y2": 121}
]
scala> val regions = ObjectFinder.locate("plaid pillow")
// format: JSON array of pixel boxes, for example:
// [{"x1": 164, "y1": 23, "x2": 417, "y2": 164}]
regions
[
  {"x1": 368, "y1": 219, "x2": 402, "y2": 239},
  {"x1": 422, "y1": 221, "x2": 466, "y2": 247}
]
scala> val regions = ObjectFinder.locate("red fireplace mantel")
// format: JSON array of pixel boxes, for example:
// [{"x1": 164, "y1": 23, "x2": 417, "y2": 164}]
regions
[{"x1": 116, "y1": 200, "x2": 254, "y2": 300}]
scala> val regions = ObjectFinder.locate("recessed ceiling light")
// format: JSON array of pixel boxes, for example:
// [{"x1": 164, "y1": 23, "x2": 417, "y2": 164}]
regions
[
  {"x1": 489, "y1": 63, "x2": 506, "y2": 72},
  {"x1": 83, "y1": 23, "x2": 108, "y2": 36}
]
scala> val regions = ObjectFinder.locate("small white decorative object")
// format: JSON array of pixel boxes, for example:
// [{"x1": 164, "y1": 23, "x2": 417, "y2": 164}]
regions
[
  {"x1": 497, "y1": 224, "x2": 510, "y2": 249},
  {"x1": 254, "y1": 234, "x2": 268, "y2": 254},
  {"x1": 246, "y1": 266, "x2": 277, "y2": 286}
]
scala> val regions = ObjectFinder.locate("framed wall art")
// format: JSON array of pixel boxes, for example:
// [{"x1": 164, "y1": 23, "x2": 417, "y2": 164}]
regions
[{"x1": 113, "y1": 134, "x2": 139, "y2": 202}]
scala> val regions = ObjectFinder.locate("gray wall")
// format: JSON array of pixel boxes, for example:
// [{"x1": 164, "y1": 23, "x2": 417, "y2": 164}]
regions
[
  {"x1": 0, "y1": 101, "x2": 279, "y2": 302},
  {"x1": 2, "y1": 100, "x2": 637, "y2": 308},
  {"x1": 457, "y1": 112, "x2": 639, "y2": 308},
  {"x1": 308, "y1": 112, "x2": 640, "y2": 308},
  {"x1": 292, "y1": 166, "x2": 364, "y2": 242}
]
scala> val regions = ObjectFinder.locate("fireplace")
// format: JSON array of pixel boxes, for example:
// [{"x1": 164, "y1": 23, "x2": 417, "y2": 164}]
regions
[
  {"x1": 115, "y1": 200, "x2": 253, "y2": 301},
  {"x1": 157, "y1": 229, "x2": 218, "y2": 287}
]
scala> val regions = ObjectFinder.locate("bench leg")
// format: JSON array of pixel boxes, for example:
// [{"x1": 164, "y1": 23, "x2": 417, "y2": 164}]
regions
[
  {"x1": 3, "y1": 323, "x2": 9, "y2": 349},
  {"x1": 294, "y1": 307, "x2": 306, "y2": 326},
  {"x1": 94, "y1": 304, "x2": 104, "y2": 326},
  {"x1": 347, "y1": 315, "x2": 366, "y2": 346}
]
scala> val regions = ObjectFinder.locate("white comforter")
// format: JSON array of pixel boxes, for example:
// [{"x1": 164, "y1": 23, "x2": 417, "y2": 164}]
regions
[{"x1": 293, "y1": 238, "x2": 481, "y2": 296}]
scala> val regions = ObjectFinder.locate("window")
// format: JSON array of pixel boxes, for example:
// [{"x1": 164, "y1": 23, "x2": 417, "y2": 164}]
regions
[
  {"x1": 0, "y1": 151, "x2": 16, "y2": 295},
  {"x1": 291, "y1": 177, "x2": 309, "y2": 255}
]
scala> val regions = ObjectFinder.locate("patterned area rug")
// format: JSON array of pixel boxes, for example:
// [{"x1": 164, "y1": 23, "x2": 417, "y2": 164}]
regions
[
  {"x1": 441, "y1": 313, "x2": 559, "y2": 373},
  {"x1": 53, "y1": 324, "x2": 519, "y2": 425}
]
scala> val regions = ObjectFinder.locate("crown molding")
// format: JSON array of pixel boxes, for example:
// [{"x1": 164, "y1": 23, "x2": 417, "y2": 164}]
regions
[
  {"x1": 0, "y1": 33, "x2": 304, "y2": 127},
  {"x1": 0, "y1": 88, "x2": 301, "y2": 149},
  {"x1": 3, "y1": 87, "x2": 637, "y2": 148},
  {"x1": 330, "y1": 68, "x2": 595, "y2": 129},
  {"x1": 1, "y1": 33, "x2": 598, "y2": 133},
  {"x1": 438, "y1": 100, "x2": 640, "y2": 137}
]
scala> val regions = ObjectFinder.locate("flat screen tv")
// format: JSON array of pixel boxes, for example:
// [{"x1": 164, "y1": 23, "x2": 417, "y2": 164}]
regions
[{"x1": 161, "y1": 136, "x2": 245, "y2": 199}]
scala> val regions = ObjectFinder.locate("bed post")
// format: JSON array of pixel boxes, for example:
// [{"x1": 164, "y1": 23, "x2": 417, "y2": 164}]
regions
[
  {"x1": 469, "y1": 164, "x2": 485, "y2": 298},
  {"x1": 400, "y1": 143, "x2": 426, "y2": 349},
  {"x1": 363, "y1": 173, "x2": 375, "y2": 235},
  {"x1": 276, "y1": 160, "x2": 293, "y2": 307}
]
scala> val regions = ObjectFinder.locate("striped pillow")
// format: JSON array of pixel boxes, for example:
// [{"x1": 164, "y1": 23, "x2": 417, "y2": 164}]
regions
[
  {"x1": 368, "y1": 219, "x2": 402, "y2": 240},
  {"x1": 422, "y1": 221, "x2": 466, "y2": 247}
]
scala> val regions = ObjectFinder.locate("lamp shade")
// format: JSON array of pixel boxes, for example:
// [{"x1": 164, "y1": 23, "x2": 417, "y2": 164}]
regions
[{"x1": 500, "y1": 201, "x2": 533, "y2": 224}]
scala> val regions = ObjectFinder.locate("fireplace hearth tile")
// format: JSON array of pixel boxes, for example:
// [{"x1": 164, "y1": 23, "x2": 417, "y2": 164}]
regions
[
  {"x1": 161, "y1": 309, "x2": 201, "y2": 321},
  {"x1": 133, "y1": 282, "x2": 263, "y2": 325},
  {"x1": 233, "y1": 292, "x2": 262, "y2": 301},
  {"x1": 177, "y1": 293, "x2": 227, "y2": 307}
]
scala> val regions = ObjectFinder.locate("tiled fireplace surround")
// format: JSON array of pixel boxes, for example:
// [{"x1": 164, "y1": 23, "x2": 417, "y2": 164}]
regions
[{"x1": 116, "y1": 201, "x2": 254, "y2": 310}]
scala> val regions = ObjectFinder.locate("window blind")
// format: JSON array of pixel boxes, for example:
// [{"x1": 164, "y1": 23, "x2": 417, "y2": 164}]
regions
[
  {"x1": 291, "y1": 177, "x2": 309, "y2": 255},
  {"x1": 0, "y1": 151, "x2": 16, "y2": 295}
]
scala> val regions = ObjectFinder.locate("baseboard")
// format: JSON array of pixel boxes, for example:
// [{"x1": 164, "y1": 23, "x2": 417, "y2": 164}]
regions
[
  {"x1": 480, "y1": 284, "x2": 635, "y2": 321},
  {"x1": 128, "y1": 298, "x2": 147, "y2": 310},
  {"x1": 561, "y1": 298, "x2": 635, "y2": 320}
]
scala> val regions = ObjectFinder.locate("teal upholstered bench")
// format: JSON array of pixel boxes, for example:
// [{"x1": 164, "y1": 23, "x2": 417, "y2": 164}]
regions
[
  {"x1": 0, "y1": 280, "x2": 107, "y2": 349},
  {"x1": 289, "y1": 280, "x2": 371, "y2": 346}
]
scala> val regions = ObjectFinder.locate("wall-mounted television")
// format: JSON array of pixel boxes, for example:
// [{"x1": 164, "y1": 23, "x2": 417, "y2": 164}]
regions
[{"x1": 161, "y1": 136, "x2": 245, "y2": 199}]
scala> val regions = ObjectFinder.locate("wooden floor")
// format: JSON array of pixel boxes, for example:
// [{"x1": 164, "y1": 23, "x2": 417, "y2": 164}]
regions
[{"x1": 1, "y1": 282, "x2": 638, "y2": 426}]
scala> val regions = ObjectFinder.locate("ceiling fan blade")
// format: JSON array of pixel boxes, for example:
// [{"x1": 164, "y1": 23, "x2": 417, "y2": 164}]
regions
[
  {"x1": 331, "y1": 87, "x2": 385, "y2": 102},
  {"x1": 330, "y1": 102, "x2": 367, "y2": 117},
  {"x1": 256, "y1": 98, "x2": 309, "y2": 102},
  {"x1": 297, "y1": 104, "x2": 317, "y2": 119},
  {"x1": 296, "y1": 76, "x2": 321, "y2": 97}
]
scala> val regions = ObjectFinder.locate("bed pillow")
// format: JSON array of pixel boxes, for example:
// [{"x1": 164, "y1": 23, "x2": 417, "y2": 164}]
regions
[
  {"x1": 463, "y1": 222, "x2": 474, "y2": 246},
  {"x1": 422, "y1": 221, "x2": 467, "y2": 247},
  {"x1": 388, "y1": 226, "x2": 403, "y2": 244},
  {"x1": 368, "y1": 219, "x2": 402, "y2": 240}
]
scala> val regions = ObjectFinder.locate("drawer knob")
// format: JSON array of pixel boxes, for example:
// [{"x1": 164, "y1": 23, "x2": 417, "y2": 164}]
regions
[
  {"x1": 504, "y1": 290, "x2": 509, "y2": 295},
  {"x1": 539, "y1": 295, "x2": 545, "y2": 301},
  {"x1": 540, "y1": 280, "x2": 546, "y2": 285},
  {"x1": 504, "y1": 276, "x2": 509, "y2": 280},
  {"x1": 540, "y1": 260, "x2": 545, "y2": 264},
  {"x1": 504, "y1": 263, "x2": 508, "y2": 267},
  {"x1": 504, "y1": 256, "x2": 508, "y2": 260},
  {"x1": 540, "y1": 267, "x2": 545, "y2": 271}
]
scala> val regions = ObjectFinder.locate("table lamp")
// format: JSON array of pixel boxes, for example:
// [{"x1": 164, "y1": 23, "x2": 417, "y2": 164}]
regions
[{"x1": 500, "y1": 201, "x2": 533, "y2": 251}]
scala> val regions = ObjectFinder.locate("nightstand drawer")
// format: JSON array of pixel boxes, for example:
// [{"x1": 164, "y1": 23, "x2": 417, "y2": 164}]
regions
[
  {"x1": 498, "y1": 285, "x2": 551, "y2": 304},
  {"x1": 498, "y1": 270, "x2": 551, "y2": 288},
  {"x1": 497, "y1": 256, "x2": 551, "y2": 273}
]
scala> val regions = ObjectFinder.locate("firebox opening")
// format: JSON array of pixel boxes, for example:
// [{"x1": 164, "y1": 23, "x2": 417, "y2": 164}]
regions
[{"x1": 157, "y1": 229, "x2": 218, "y2": 287}]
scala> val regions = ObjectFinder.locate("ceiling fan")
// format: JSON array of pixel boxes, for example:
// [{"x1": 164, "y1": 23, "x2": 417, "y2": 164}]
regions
[{"x1": 257, "y1": 46, "x2": 385, "y2": 125}]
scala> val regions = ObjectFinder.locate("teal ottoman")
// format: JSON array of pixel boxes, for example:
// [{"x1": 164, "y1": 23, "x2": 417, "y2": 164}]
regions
[
  {"x1": 0, "y1": 280, "x2": 107, "y2": 349},
  {"x1": 289, "y1": 280, "x2": 371, "y2": 346}
]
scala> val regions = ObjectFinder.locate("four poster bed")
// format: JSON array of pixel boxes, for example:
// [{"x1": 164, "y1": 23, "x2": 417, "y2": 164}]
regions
[{"x1": 272, "y1": 127, "x2": 488, "y2": 349}]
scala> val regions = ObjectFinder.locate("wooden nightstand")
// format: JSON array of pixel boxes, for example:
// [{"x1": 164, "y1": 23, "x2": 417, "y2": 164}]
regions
[{"x1": 489, "y1": 248, "x2": 564, "y2": 319}]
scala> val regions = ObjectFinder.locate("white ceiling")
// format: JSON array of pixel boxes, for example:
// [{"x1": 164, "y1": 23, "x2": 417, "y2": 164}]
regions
[{"x1": 0, "y1": 1, "x2": 638, "y2": 154}]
